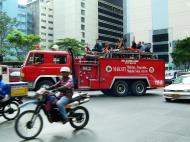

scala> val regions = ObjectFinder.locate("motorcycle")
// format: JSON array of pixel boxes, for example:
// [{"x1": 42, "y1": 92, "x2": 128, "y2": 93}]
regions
[
  {"x1": 14, "y1": 88, "x2": 90, "y2": 140},
  {"x1": 0, "y1": 97, "x2": 22, "y2": 120}
]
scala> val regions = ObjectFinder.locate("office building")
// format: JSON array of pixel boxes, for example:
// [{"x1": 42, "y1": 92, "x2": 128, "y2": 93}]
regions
[
  {"x1": 124, "y1": 0, "x2": 190, "y2": 63},
  {"x1": 27, "y1": 0, "x2": 54, "y2": 48},
  {"x1": 0, "y1": 0, "x2": 31, "y2": 34},
  {"x1": 98, "y1": 0, "x2": 123, "y2": 46},
  {"x1": 54, "y1": 0, "x2": 123, "y2": 48}
]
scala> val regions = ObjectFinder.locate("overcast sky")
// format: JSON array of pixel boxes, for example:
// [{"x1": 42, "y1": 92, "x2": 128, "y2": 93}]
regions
[{"x1": 18, "y1": 0, "x2": 27, "y2": 5}]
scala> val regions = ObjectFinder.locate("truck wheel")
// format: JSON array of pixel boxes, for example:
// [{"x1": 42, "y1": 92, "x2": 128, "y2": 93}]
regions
[
  {"x1": 112, "y1": 81, "x2": 128, "y2": 97},
  {"x1": 131, "y1": 81, "x2": 146, "y2": 95},
  {"x1": 36, "y1": 80, "x2": 54, "y2": 90}
]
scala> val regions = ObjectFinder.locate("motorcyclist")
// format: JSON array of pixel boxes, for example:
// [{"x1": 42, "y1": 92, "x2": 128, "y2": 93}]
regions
[
  {"x1": 0, "y1": 75, "x2": 9, "y2": 102},
  {"x1": 47, "y1": 67, "x2": 74, "y2": 123}
]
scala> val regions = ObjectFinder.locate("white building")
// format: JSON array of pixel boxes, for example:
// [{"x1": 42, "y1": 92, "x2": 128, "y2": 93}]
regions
[
  {"x1": 53, "y1": 0, "x2": 98, "y2": 48},
  {"x1": 124, "y1": 0, "x2": 190, "y2": 63},
  {"x1": 27, "y1": 0, "x2": 54, "y2": 48},
  {"x1": 53, "y1": 0, "x2": 123, "y2": 48}
]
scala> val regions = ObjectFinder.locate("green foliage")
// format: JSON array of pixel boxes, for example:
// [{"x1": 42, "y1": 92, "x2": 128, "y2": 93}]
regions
[
  {"x1": 0, "y1": 11, "x2": 18, "y2": 56},
  {"x1": 171, "y1": 37, "x2": 190, "y2": 70},
  {"x1": 7, "y1": 30, "x2": 40, "y2": 61},
  {"x1": 50, "y1": 38, "x2": 85, "y2": 56}
]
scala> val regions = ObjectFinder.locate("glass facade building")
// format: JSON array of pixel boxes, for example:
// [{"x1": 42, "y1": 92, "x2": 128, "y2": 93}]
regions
[
  {"x1": 98, "y1": 0, "x2": 123, "y2": 46},
  {"x1": 1, "y1": 0, "x2": 32, "y2": 34}
]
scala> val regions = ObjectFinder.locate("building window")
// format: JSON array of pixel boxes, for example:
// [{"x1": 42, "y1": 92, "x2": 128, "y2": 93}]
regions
[
  {"x1": 81, "y1": 24, "x2": 85, "y2": 30},
  {"x1": 49, "y1": 27, "x2": 53, "y2": 30},
  {"x1": 48, "y1": 15, "x2": 53, "y2": 18},
  {"x1": 48, "y1": 40, "x2": 53, "y2": 42},
  {"x1": 41, "y1": 13, "x2": 46, "y2": 16},
  {"x1": 49, "y1": 8, "x2": 53, "y2": 11},
  {"x1": 41, "y1": 32, "x2": 46, "y2": 35},
  {"x1": 81, "y1": 10, "x2": 85, "y2": 15},
  {"x1": 81, "y1": 17, "x2": 85, "y2": 23},
  {"x1": 48, "y1": 21, "x2": 53, "y2": 24},
  {"x1": 81, "y1": 39, "x2": 85, "y2": 43},
  {"x1": 48, "y1": 33, "x2": 53, "y2": 36},
  {"x1": 81, "y1": 32, "x2": 85, "y2": 38},
  {"x1": 81, "y1": 2, "x2": 85, "y2": 8},
  {"x1": 41, "y1": 39, "x2": 46, "y2": 42},
  {"x1": 41, "y1": 26, "x2": 46, "y2": 29},
  {"x1": 41, "y1": 19, "x2": 46, "y2": 22}
]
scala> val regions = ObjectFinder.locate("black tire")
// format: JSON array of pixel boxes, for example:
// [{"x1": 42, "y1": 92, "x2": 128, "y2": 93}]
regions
[
  {"x1": 69, "y1": 106, "x2": 89, "y2": 130},
  {"x1": 101, "y1": 89, "x2": 113, "y2": 96},
  {"x1": 2, "y1": 101, "x2": 20, "y2": 120},
  {"x1": 165, "y1": 98, "x2": 172, "y2": 102},
  {"x1": 15, "y1": 110, "x2": 43, "y2": 140},
  {"x1": 131, "y1": 81, "x2": 146, "y2": 95},
  {"x1": 36, "y1": 80, "x2": 54, "y2": 90},
  {"x1": 112, "y1": 80, "x2": 128, "y2": 97}
]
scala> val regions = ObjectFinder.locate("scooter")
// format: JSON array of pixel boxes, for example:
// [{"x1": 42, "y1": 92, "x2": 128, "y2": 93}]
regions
[
  {"x1": 0, "y1": 97, "x2": 22, "y2": 120},
  {"x1": 14, "y1": 88, "x2": 90, "y2": 140}
]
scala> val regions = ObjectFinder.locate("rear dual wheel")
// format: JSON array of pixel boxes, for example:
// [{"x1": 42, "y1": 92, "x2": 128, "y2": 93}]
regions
[
  {"x1": 131, "y1": 81, "x2": 146, "y2": 96},
  {"x1": 112, "y1": 81, "x2": 129, "y2": 97}
]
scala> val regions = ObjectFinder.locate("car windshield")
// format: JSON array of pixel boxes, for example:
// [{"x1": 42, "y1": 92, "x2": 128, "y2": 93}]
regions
[{"x1": 173, "y1": 76, "x2": 190, "y2": 84}]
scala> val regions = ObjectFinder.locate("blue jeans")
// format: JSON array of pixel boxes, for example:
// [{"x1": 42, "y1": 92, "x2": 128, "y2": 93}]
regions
[{"x1": 56, "y1": 96, "x2": 69, "y2": 119}]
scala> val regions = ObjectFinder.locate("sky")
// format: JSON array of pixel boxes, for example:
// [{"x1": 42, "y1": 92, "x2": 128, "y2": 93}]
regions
[{"x1": 18, "y1": 0, "x2": 27, "y2": 5}]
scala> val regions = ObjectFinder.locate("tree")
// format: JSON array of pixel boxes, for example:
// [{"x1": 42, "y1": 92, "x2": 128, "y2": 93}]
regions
[
  {"x1": 0, "y1": 11, "x2": 18, "y2": 56},
  {"x1": 171, "y1": 37, "x2": 190, "y2": 71},
  {"x1": 7, "y1": 30, "x2": 40, "y2": 61},
  {"x1": 50, "y1": 38, "x2": 85, "y2": 56}
]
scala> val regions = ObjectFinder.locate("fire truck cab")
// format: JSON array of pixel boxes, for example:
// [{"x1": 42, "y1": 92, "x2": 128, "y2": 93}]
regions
[{"x1": 21, "y1": 50, "x2": 165, "y2": 96}]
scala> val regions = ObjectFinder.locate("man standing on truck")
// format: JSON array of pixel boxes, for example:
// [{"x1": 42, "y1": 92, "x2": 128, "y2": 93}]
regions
[{"x1": 47, "y1": 67, "x2": 74, "y2": 123}]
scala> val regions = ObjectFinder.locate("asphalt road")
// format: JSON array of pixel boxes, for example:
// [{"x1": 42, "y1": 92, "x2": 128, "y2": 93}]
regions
[{"x1": 1, "y1": 89, "x2": 190, "y2": 142}]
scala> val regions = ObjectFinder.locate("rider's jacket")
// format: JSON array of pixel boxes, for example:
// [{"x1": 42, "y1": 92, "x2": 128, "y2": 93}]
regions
[
  {"x1": 0, "y1": 80, "x2": 7, "y2": 98},
  {"x1": 52, "y1": 76, "x2": 74, "y2": 99}
]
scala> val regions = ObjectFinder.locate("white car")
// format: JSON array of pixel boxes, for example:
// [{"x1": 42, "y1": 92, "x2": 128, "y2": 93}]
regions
[{"x1": 163, "y1": 75, "x2": 190, "y2": 102}]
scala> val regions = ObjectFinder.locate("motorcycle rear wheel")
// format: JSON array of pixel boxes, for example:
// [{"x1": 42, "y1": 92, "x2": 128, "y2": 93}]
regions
[
  {"x1": 69, "y1": 106, "x2": 89, "y2": 130},
  {"x1": 2, "y1": 101, "x2": 20, "y2": 120},
  {"x1": 15, "y1": 110, "x2": 43, "y2": 140}
]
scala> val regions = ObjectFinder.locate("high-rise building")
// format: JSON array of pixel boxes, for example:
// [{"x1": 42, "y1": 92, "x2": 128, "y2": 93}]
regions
[
  {"x1": 98, "y1": 0, "x2": 123, "y2": 46},
  {"x1": 0, "y1": 0, "x2": 32, "y2": 34},
  {"x1": 53, "y1": 0, "x2": 123, "y2": 48},
  {"x1": 53, "y1": 0, "x2": 98, "y2": 48},
  {"x1": 123, "y1": 0, "x2": 190, "y2": 63},
  {"x1": 27, "y1": 0, "x2": 54, "y2": 48}
]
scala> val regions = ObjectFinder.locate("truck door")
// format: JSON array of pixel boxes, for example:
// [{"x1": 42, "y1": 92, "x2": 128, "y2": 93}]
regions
[
  {"x1": 78, "y1": 62, "x2": 99, "y2": 89},
  {"x1": 23, "y1": 53, "x2": 44, "y2": 82}
]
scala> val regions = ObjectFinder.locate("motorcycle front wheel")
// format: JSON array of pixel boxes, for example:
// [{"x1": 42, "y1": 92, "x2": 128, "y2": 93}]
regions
[
  {"x1": 2, "y1": 101, "x2": 20, "y2": 120},
  {"x1": 15, "y1": 110, "x2": 43, "y2": 140},
  {"x1": 69, "y1": 106, "x2": 89, "y2": 130}
]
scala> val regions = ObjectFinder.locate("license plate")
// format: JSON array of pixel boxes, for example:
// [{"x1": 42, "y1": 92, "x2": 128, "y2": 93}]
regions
[{"x1": 11, "y1": 87, "x2": 28, "y2": 97}]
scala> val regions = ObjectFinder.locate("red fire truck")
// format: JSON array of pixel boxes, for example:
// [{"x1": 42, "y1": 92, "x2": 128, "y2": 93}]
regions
[{"x1": 20, "y1": 49, "x2": 165, "y2": 96}]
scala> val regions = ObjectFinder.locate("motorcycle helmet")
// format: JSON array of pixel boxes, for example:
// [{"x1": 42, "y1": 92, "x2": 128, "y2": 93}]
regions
[{"x1": 60, "y1": 67, "x2": 70, "y2": 73}]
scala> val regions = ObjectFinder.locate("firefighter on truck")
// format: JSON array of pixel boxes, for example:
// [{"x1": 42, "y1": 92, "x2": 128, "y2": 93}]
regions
[{"x1": 20, "y1": 49, "x2": 165, "y2": 97}]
